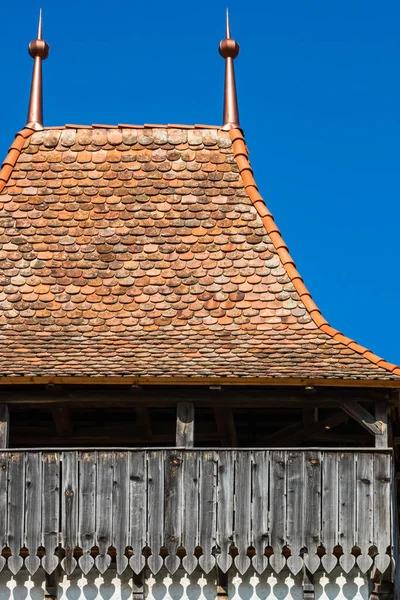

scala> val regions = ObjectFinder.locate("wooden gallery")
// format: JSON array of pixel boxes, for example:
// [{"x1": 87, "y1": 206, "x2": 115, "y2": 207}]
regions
[{"x1": 0, "y1": 13, "x2": 398, "y2": 600}]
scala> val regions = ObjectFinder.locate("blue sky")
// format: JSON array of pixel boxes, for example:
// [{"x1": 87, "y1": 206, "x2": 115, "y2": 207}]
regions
[{"x1": 1, "y1": 0, "x2": 400, "y2": 365}]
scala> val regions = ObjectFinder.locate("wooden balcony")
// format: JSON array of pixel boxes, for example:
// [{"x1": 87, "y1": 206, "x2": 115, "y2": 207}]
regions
[{"x1": 0, "y1": 448, "x2": 394, "y2": 577}]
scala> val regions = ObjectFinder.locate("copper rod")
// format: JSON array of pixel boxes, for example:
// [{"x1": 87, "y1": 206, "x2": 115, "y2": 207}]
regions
[
  {"x1": 219, "y1": 10, "x2": 240, "y2": 130},
  {"x1": 26, "y1": 9, "x2": 49, "y2": 131}
]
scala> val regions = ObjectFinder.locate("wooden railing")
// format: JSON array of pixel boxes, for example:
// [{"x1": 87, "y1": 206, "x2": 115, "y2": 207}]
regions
[{"x1": 0, "y1": 449, "x2": 393, "y2": 576}]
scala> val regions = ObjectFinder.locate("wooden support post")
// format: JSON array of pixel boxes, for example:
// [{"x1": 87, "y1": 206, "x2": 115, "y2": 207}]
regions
[
  {"x1": 214, "y1": 408, "x2": 237, "y2": 447},
  {"x1": 136, "y1": 407, "x2": 152, "y2": 441},
  {"x1": 51, "y1": 407, "x2": 73, "y2": 438},
  {"x1": 0, "y1": 405, "x2": 9, "y2": 448},
  {"x1": 302, "y1": 568, "x2": 315, "y2": 600},
  {"x1": 217, "y1": 568, "x2": 228, "y2": 600},
  {"x1": 132, "y1": 573, "x2": 145, "y2": 600},
  {"x1": 45, "y1": 570, "x2": 59, "y2": 599},
  {"x1": 176, "y1": 402, "x2": 194, "y2": 447},
  {"x1": 375, "y1": 401, "x2": 388, "y2": 448}
]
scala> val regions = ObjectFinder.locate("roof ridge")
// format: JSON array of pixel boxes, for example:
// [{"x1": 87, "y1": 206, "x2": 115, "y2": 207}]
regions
[
  {"x1": 40, "y1": 124, "x2": 222, "y2": 131},
  {"x1": 229, "y1": 127, "x2": 400, "y2": 378},
  {"x1": 0, "y1": 128, "x2": 35, "y2": 193}
]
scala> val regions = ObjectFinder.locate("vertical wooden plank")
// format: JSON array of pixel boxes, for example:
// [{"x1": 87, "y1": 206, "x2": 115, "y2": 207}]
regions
[
  {"x1": 0, "y1": 406, "x2": 9, "y2": 448},
  {"x1": 164, "y1": 449, "x2": 183, "y2": 573},
  {"x1": 216, "y1": 450, "x2": 234, "y2": 573},
  {"x1": 182, "y1": 450, "x2": 199, "y2": 573},
  {"x1": 24, "y1": 451, "x2": 42, "y2": 574},
  {"x1": 129, "y1": 451, "x2": 146, "y2": 574},
  {"x1": 147, "y1": 450, "x2": 164, "y2": 573},
  {"x1": 375, "y1": 402, "x2": 388, "y2": 448},
  {"x1": 373, "y1": 452, "x2": 392, "y2": 574},
  {"x1": 176, "y1": 402, "x2": 194, "y2": 447},
  {"x1": 321, "y1": 451, "x2": 339, "y2": 573},
  {"x1": 269, "y1": 450, "x2": 286, "y2": 573},
  {"x1": 338, "y1": 452, "x2": 356, "y2": 572},
  {"x1": 113, "y1": 451, "x2": 129, "y2": 574},
  {"x1": 356, "y1": 452, "x2": 374, "y2": 572},
  {"x1": 304, "y1": 451, "x2": 321, "y2": 573},
  {"x1": 78, "y1": 451, "x2": 96, "y2": 574},
  {"x1": 251, "y1": 450, "x2": 268, "y2": 574},
  {"x1": 286, "y1": 451, "x2": 305, "y2": 574},
  {"x1": 234, "y1": 451, "x2": 251, "y2": 574},
  {"x1": 198, "y1": 450, "x2": 217, "y2": 573},
  {"x1": 61, "y1": 452, "x2": 78, "y2": 574},
  {"x1": 41, "y1": 452, "x2": 60, "y2": 574},
  {"x1": 95, "y1": 451, "x2": 113, "y2": 573},
  {"x1": 7, "y1": 452, "x2": 24, "y2": 574},
  {"x1": 0, "y1": 451, "x2": 8, "y2": 557}
]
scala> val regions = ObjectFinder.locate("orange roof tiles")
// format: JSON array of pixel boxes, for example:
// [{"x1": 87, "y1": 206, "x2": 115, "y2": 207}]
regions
[{"x1": 0, "y1": 124, "x2": 398, "y2": 380}]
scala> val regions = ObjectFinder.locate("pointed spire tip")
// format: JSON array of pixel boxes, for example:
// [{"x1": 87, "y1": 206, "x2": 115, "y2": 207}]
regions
[
  {"x1": 37, "y1": 9, "x2": 43, "y2": 40},
  {"x1": 226, "y1": 8, "x2": 231, "y2": 39}
]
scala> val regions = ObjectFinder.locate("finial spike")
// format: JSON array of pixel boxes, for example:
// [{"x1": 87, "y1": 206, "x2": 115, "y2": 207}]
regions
[
  {"x1": 26, "y1": 10, "x2": 50, "y2": 130},
  {"x1": 37, "y1": 9, "x2": 42, "y2": 41},
  {"x1": 219, "y1": 11, "x2": 240, "y2": 130}
]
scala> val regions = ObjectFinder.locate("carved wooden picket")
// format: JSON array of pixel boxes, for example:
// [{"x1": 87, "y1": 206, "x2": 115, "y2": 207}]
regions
[{"x1": 0, "y1": 449, "x2": 393, "y2": 576}]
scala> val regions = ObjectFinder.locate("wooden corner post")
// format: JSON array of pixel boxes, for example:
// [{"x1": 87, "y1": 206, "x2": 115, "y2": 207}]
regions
[
  {"x1": 0, "y1": 405, "x2": 9, "y2": 448},
  {"x1": 176, "y1": 402, "x2": 194, "y2": 447},
  {"x1": 374, "y1": 401, "x2": 388, "y2": 448}
]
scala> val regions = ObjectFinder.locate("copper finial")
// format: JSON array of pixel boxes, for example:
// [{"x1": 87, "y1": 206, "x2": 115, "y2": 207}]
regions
[
  {"x1": 219, "y1": 9, "x2": 240, "y2": 130},
  {"x1": 26, "y1": 9, "x2": 50, "y2": 131}
]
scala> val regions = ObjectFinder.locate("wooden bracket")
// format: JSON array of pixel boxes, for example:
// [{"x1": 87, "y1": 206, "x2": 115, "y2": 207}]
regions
[{"x1": 341, "y1": 401, "x2": 388, "y2": 447}]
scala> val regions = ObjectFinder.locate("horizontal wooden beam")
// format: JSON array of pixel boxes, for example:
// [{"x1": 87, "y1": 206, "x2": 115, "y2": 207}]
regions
[
  {"x1": 0, "y1": 388, "x2": 388, "y2": 408},
  {"x1": 0, "y1": 375, "x2": 398, "y2": 388}
]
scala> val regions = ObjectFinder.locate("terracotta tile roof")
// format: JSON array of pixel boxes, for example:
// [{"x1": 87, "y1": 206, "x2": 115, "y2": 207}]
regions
[{"x1": 0, "y1": 124, "x2": 398, "y2": 381}]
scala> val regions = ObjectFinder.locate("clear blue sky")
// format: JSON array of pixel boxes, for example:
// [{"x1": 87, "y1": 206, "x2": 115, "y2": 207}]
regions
[{"x1": 1, "y1": 1, "x2": 400, "y2": 365}]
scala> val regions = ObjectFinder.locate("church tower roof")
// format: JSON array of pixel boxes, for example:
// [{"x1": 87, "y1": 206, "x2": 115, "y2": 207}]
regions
[{"x1": 0, "y1": 16, "x2": 397, "y2": 385}]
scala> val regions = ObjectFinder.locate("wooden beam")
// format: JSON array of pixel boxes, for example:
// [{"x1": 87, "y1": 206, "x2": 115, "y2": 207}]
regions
[
  {"x1": 0, "y1": 405, "x2": 9, "y2": 448},
  {"x1": 264, "y1": 412, "x2": 349, "y2": 446},
  {"x1": 51, "y1": 407, "x2": 73, "y2": 438},
  {"x1": 214, "y1": 408, "x2": 238, "y2": 447},
  {"x1": 0, "y1": 375, "x2": 397, "y2": 388},
  {"x1": 0, "y1": 387, "x2": 387, "y2": 407},
  {"x1": 341, "y1": 401, "x2": 383, "y2": 436},
  {"x1": 375, "y1": 401, "x2": 388, "y2": 448},
  {"x1": 176, "y1": 402, "x2": 194, "y2": 447}
]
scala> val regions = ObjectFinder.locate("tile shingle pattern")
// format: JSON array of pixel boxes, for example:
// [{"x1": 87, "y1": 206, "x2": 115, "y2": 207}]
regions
[{"x1": 0, "y1": 125, "x2": 398, "y2": 380}]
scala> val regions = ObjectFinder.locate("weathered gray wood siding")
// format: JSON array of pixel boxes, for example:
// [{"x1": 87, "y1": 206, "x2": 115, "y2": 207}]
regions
[{"x1": 0, "y1": 449, "x2": 393, "y2": 577}]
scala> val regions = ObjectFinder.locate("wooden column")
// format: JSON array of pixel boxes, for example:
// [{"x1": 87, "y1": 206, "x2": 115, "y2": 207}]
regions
[
  {"x1": 0, "y1": 405, "x2": 9, "y2": 448},
  {"x1": 176, "y1": 402, "x2": 194, "y2": 447},
  {"x1": 375, "y1": 401, "x2": 388, "y2": 448}
]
